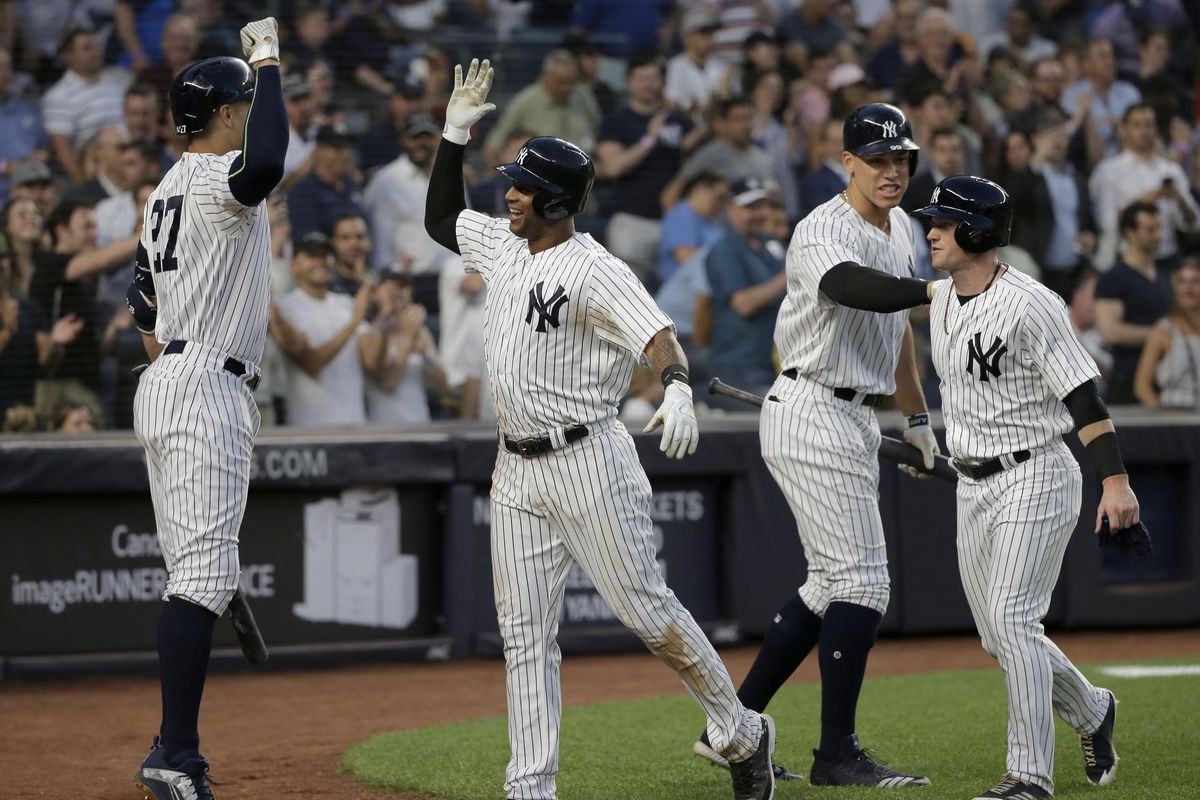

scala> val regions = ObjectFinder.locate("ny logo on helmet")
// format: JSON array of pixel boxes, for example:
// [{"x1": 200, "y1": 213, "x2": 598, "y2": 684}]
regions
[
  {"x1": 865, "y1": 119, "x2": 899, "y2": 138},
  {"x1": 931, "y1": 187, "x2": 940, "y2": 204},
  {"x1": 515, "y1": 146, "x2": 529, "y2": 165},
  {"x1": 526, "y1": 281, "x2": 568, "y2": 333},
  {"x1": 966, "y1": 332, "x2": 1007, "y2": 383}
]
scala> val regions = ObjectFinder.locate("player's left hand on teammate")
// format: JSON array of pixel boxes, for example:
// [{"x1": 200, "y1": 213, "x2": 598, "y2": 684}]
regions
[
  {"x1": 240, "y1": 17, "x2": 279, "y2": 65},
  {"x1": 643, "y1": 382, "x2": 698, "y2": 459},
  {"x1": 900, "y1": 412, "x2": 939, "y2": 479}
]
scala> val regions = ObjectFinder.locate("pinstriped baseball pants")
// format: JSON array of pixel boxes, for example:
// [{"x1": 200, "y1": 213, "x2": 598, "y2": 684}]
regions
[
  {"x1": 759, "y1": 374, "x2": 892, "y2": 616},
  {"x1": 490, "y1": 419, "x2": 761, "y2": 800},
  {"x1": 134, "y1": 348, "x2": 259, "y2": 616},
  {"x1": 956, "y1": 444, "x2": 1109, "y2": 793}
]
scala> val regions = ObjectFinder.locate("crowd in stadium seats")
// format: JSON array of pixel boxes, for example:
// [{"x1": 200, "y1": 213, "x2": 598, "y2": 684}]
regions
[{"x1": 2, "y1": 0, "x2": 1199, "y2": 433}]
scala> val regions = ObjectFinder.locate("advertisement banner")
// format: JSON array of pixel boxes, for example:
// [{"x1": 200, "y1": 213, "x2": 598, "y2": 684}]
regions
[{"x1": 1, "y1": 486, "x2": 441, "y2": 656}]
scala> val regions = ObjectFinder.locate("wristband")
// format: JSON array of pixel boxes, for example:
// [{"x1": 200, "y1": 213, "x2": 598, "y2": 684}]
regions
[
  {"x1": 907, "y1": 412, "x2": 929, "y2": 428},
  {"x1": 443, "y1": 123, "x2": 471, "y2": 146},
  {"x1": 1086, "y1": 431, "x2": 1126, "y2": 480},
  {"x1": 660, "y1": 363, "x2": 689, "y2": 388}
]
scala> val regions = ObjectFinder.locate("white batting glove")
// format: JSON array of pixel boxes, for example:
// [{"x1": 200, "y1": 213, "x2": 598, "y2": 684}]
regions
[
  {"x1": 900, "y1": 412, "x2": 939, "y2": 479},
  {"x1": 643, "y1": 382, "x2": 699, "y2": 459},
  {"x1": 444, "y1": 58, "x2": 496, "y2": 145},
  {"x1": 240, "y1": 17, "x2": 279, "y2": 66}
]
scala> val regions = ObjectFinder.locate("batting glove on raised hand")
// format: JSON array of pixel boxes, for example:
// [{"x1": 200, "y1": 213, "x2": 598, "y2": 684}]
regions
[
  {"x1": 900, "y1": 412, "x2": 939, "y2": 479},
  {"x1": 643, "y1": 382, "x2": 698, "y2": 459},
  {"x1": 240, "y1": 17, "x2": 279, "y2": 66},
  {"x1": 444, "y1": 58, "x2": 496, "y2": 145}
]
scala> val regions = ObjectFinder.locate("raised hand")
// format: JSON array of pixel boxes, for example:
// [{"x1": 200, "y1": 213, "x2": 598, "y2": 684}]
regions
[
  {"x1": 444, "y1": 58, "x2": 496, "y2": 143},
  {"x1": 240, "y1": 17, "x2": 279, "y2": 65}
]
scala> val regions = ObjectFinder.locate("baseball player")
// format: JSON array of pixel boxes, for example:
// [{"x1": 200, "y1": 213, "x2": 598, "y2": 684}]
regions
[
  {"x1": 696, "y1": 103, "x2": 938, "y2": 786},
  {"x1": 124, "y1": 19, "x2": 287, "y2": 800},
  {"x1": 912, "y1": 176, "x2": 1131, "y2": 800},
  {"x1": 424, "y1": 59, "x2": 775, "y2": 800}
]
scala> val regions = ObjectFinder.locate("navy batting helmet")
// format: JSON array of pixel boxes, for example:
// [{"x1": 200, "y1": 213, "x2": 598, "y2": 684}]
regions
[
  {"x1": 843, "y1": 103, "x2": 920, "y2": 173},
  {"x1": 170, "y1": 57, "x2": 255, "y2": 136},
  {"x1": 496, "y1": 137, "x2": 595, "y2": 220},
  {"x1": 913, "y1": 175, "x2": 1013, "y2": 253}
]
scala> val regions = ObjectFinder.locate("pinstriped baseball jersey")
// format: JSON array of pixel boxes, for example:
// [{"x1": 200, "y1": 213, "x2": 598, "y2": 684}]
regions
[
  {"x1": 455, "y1": 209, "x2": 672, "y2": 435},
  {"x1": 775, "y1": 194, "x2": 915, "y2": 394},
  {"x1": 141, "y1": 151, "x2": 272, "y2": 366},
  {"x1": 930, "y1": 266, "x2": 1100, "y2": 461}
]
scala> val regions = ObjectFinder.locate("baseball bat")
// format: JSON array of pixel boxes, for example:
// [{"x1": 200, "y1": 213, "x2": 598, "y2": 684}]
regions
[
  {"x1": 228, "y1": 588, "x2": 269, "y2": 664},
  {"x1": 708, "y1": 377, "x2": 959, "y2": 483}
]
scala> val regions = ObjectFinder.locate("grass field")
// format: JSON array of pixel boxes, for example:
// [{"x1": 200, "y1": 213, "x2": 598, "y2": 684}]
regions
[{"x1": 343, "y1": 657, "x2": 1199, "y2": 799}]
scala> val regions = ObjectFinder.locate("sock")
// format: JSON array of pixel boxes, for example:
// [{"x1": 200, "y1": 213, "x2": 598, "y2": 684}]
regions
[
  {"x1": 817, "y1": 601, "x2": 881, "y2": 758},
  {"x1": 157, "y1": 596, "x2": 219, "y2": 764},
  {"x1": 738, "y1": 594, "x2": 823, "y2": 712}
]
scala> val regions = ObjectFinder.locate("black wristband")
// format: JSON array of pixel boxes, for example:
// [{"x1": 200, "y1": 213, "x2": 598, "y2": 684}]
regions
[
  {"x1": 1086, "y1": 431, "x2": 1126, "y2": 480},
  {"x1": 661, "y1": 363, "x2": 689, "y2": 388}
]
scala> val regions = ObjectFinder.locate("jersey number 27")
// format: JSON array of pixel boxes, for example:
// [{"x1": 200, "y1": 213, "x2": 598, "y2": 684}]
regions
[{"x1": 149, "y1": 195, "x2": 184, "y2": 273}]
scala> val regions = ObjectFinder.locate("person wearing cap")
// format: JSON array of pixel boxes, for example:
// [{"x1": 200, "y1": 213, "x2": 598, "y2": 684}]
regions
[
  {"x1": 7, "y1": 162, "x2": 59, "y2": 219},
  {"x1": 280, "y1": 72, "x2": 318, "y2": 188},
  {"x1": 272, "y1": 231, "x2": 378, "y2": 426},
  {"x1": 0, "y1": 46, "x2": 50, "y2": 205},
  {"x1": 41, "y1": 26, "x2": 127, "y2": 179},
  {"x1": 364, "y1": 112, "x2": 446, "y2": 277},
  {"x1": 288, "y1": 123, "x2": 366, "y2": 242},
  {"x1": 665, "y1": 9, "x2": 729, "y2": 115},
  {"x1": 595, "y1": 53, "x2": 700, "y2": 286},
  {"x1": 703, "y1": 176, "x2": 786, "y2": 401},
  {"x1": 482, "y1": 49, "x2": 601, "y2": 165},
  {"x1": 359, "y1": 75, "x2": 428, "y2": 174},
  {"x1": 826, "y1": 62, "x2": 870, "y2": 118}
]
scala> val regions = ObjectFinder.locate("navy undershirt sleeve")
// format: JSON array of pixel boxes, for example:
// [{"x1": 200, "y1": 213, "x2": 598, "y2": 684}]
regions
[{"x1": 227, "y1": 65, "x2": 287, "y2": 207}]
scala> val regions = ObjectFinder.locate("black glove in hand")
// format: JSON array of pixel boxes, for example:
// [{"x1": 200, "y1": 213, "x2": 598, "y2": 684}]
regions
[{"x1": 1098, "y1": 516, "x2": 1153, "y2": 561}]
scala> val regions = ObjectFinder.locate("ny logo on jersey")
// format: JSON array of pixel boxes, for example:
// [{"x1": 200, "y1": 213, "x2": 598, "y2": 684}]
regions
[
  {"x1": 526, "y1": 281, "x2": 568, "y2": 332},
  {"x1": 966, "y1": 332, "x2": 1007, "y2": 382}
]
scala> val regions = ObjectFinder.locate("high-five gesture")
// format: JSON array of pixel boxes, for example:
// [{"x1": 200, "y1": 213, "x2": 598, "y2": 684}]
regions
[{"x1": 444, "y1": 58, "x2": 496, "y2": 144}]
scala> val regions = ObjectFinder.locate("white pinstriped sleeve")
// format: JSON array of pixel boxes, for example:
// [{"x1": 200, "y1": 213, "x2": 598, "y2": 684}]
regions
[
  {"x1": 456, "y1": 209, "x2": 510, "y2": 279},
  {"x1": 1022, "y1": 291, "x2": 1101, "y2": 400},
  {"x1": 199, "y1": 152, "x2": 257, "y2": 221},
  {"x1": 792, "y1": 216, "x2": 863, "y2": 308},
  {"x1": 588, "y1": 256, "x2": 674, "y2": 363}
]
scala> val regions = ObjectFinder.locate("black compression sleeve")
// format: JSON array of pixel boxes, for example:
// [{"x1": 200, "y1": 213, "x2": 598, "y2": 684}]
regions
[
  {"x1": 424, "y1": 138, "x2": 467, "y2": 254},
  {"x1": 819, "y1": 262, "x2": 931, "y2": 312},
  {"x1": 1063, "y1": 379, "x2": 1110, "y2": 429},
  {"x1": 227, "y1": 65, "x2": 287, "y2": 207}
]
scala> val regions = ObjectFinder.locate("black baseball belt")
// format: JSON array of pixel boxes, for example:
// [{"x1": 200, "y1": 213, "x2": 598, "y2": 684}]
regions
[
  {"x1": 503, "y1": 424, "x2": 589, "y2": 458},
  {"x1": 781, "y1": 368, "x2": 887, "y2": 408},
  {"x1": 164, "y1": 340, "x2": 261, "y2": 391},
  {"x1": 951, "y1": 450, "x2": 1032, "y2": 481}
]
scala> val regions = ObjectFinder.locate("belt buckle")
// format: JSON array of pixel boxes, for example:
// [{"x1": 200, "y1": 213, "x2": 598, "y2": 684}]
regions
[{"x1": 515, "y1": 438, "x2": 541, "y2": 459}]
